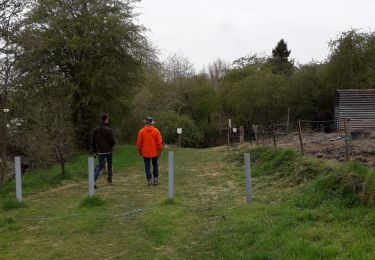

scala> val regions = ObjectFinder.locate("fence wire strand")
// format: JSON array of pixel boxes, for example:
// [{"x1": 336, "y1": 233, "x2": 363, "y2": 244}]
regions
[{"x1": 243, "y1": 119, "x2": 366, "y2": 164}]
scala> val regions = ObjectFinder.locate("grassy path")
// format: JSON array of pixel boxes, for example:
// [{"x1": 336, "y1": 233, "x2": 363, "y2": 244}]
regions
[
  {"x1": 1, "y1": 145, "x2": 375, "y2": 259},
  {"x1": 0, "y1": 146, "x2": 245, "y2": 259}
]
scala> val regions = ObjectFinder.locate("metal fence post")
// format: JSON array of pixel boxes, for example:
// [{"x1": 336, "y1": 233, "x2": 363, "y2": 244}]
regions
[
  {"x1": 244, "y1": 153, "x2": 252, "y2": 204},
  {"x1": 88, "y1": 157, "x2": 95, "y2": 197},
  {"x1": 168, "y1": 151, "x2": 174, "y2": 201},
  {"x1": 15, "y1": 157, "x2": 22, "y2": 202}
]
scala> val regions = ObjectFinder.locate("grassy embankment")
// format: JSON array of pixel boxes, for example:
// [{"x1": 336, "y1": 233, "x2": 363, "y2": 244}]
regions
[{"x1": 0, "y1": 145, "x2": 375, "y2": 259}]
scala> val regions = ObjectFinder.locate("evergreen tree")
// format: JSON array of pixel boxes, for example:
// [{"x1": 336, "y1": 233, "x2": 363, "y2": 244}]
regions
[{"x1": 271, "y1": 39, "x2": 294, "y2": 75}]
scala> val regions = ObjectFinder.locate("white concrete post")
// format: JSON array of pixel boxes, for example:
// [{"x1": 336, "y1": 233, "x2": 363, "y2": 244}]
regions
[
  {"x1": 88, "y1": 157, "x2": 95, "y2": 197},
  {"x1": 244, "y1": 153, "x2": 252, "y2": 204},
  {"x1": 168, "y1": 151, "x2": 174, "y2": 201},
  {"x1": 15, "y1": 157, "x2": 22, "y2": 202}
]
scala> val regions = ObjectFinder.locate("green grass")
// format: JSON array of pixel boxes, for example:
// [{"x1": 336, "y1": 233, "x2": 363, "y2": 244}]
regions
[
  {"x1": 230, "y1": 146, "x2": 375, "y2": 208},
  {"x1": 0, "y1": 145, "x2": 138, "y2": 199},
  {"x1": 0, "y1": 144, "x2": 374, "y2": 259},
  {"x1": 79, "y1": 196, "x2": 106, "y2": 208},
  {"x1": 1, "y1": 199, "x2": 27, "y2": 211}
]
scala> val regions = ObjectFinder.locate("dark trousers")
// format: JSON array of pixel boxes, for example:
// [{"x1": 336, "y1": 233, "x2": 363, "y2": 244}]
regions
[
  {"x1": 94, "y1": 153, "x2": 113, "y2": 182},
  {"x1": 143, "y1": 157, "x2": 158, "y2": 180}
]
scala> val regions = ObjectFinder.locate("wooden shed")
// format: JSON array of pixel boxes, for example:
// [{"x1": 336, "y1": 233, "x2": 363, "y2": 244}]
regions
[{"x1": 335, "y1": 89, "x2": 375, "y2": 131}]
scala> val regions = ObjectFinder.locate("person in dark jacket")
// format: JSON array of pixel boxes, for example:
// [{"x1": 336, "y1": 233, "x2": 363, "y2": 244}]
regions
[{"x1": 92, "y1": 113, "x2": 115, "y2": 187}]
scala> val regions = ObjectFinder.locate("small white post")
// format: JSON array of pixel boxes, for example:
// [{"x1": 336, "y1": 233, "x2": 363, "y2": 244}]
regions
[
  {"x1": 15, "y1": 156, "x2": 22, "y2": 202},
  {"x1": 168, "y1": 151, "x2": 174, "y2": 201},
  {"x1": 244, "y1": 153, "x2": 252, "y2": 204},
  {"x1": 88, "y1": 157, "x2": 95, "y2": 197}
]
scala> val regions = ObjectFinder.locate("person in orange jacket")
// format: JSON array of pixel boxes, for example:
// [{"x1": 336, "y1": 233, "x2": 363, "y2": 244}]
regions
[{"x1": 137, "y1": 117, "x2": 163, "y2": 186}]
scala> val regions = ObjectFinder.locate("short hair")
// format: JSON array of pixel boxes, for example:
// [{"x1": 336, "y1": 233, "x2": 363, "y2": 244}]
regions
[{"x1": 101, "y1": 113, "x2": 108, "y2": 122}]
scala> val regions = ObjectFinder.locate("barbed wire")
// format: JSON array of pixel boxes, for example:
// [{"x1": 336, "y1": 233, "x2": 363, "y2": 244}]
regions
[{"x1": 299, "y1": 119, "x2": 335, "y2": 123}]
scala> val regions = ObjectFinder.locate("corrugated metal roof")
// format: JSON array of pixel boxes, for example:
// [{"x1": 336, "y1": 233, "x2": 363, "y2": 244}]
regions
[{"x1": 335, "y1": 89, "x2": 375, "y2": 130}]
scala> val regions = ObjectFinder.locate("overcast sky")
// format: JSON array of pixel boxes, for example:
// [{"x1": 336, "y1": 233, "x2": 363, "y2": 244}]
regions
[{"x1": 137, "y1": 0, "x2": 375, "y2": 70}]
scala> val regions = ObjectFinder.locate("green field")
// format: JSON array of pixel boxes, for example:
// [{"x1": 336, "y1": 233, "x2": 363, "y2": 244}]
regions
[{"x1": 0, "y1": 145, "x2": 375, "y2": 259}]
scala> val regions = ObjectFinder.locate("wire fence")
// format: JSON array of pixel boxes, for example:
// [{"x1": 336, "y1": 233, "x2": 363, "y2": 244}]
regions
[{"x1": 227, "y1": 119, "x2": 375, "y2": 166}]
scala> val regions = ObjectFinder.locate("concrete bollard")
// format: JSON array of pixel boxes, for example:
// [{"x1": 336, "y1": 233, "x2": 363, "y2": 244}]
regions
[
  {"x1": 168, "y1": 151, "x2": 174, "y2": 201},
  {"x1": 15, "y1": 157, "x2": 22, "y2": 202},
  {"x1": 244, "y1": 153, "x2": 252, "y2": 204},
  {"x1": 88, "y1": 157, "x2": 95, "y2": 197}
]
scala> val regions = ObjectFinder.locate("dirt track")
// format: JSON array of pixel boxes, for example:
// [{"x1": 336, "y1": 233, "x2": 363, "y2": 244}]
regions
[{"x1": 276, "y1": 130, "x2": 375, "y2": 166}]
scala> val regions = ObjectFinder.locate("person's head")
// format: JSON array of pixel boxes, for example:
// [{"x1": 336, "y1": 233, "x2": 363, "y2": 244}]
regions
[
  {"x1": 143, "y1": 116, "x2": 155, "y2": 125},
  {"x1": 101, "y1": 113, "x2": 109, "y2": 124}
]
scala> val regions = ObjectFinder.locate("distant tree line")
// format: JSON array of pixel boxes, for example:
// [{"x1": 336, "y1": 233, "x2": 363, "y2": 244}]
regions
[
  {"x1": 136, "y1": 30, "x2": 375, "y2": 148},
  {"x1": 1, "y1": 0, "x2": 375, "y2": 181}
]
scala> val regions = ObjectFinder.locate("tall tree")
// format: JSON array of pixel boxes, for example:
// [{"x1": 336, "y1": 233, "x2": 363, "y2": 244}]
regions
[
  {"x1": 0, "y1": 0, "x2": 28, "y2": 182},
  {"x1": 208, "y1": 58, "x2": 229, "y2": 91},
  {"x1": 21, "y1": 0, "x2": 153, "y2": 149},
  {"x1": 271, "y1": 39, "x2": 294, "y2": 75},
  {"x1": 326, "y1": 30, "x2": 375, "y2": 89},
  {"x1": 163, "y1": 52, "x2": 195, "y2": 82}
]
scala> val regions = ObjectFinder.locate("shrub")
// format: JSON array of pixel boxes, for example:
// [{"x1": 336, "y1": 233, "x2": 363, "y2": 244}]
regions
[{"x1": 153, "y1": 111, "x2": 204, "y2": 148}]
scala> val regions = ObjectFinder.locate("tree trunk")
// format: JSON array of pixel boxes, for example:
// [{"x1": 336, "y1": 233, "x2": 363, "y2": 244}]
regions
[
  {"x1": 0, "y1": 102, "x2": 6, "y2": 183},
  {"x1": 56, "y1": 147, "x2": 65, "y2": 176},
  {"x1": 0, "y1": 65, "x2": 9, "y2": 183}
]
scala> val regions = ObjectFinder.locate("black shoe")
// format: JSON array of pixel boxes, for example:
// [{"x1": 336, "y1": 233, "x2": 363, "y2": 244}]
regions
[
  {"x1": 148, "y1": 179, "x2": 153, "y2": 186},
  {"x1": 107, "y1": 179, "x2": 113, "y2": 186},
  {"x1": 153, "y1": 178, "x2": 159, "y2": 185},
  {"x1": 94, "y1": 184, "x2": 98, "y2": 189}
]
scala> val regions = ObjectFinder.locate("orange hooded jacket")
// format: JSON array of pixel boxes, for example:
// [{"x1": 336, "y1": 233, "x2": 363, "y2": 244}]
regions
[{"x1": 137, "y1": 125, "x2": 163, "y2": 158}]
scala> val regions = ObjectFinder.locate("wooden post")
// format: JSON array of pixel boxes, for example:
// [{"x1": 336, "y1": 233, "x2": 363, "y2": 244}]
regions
[
  {"x1": 227, "y1": 128, "x2": 230, "y2": 146},
  {"x1": 253, "y1": 125, "x2": 259, "y2": 145},
  {"x1": 56, "y1": 147, "x2": 65, "y2": 176},
  {"x1": 286, "y1": 107, "x2": 290, "y2": 134},
  {"x1": 344, "y1": 119, "x2": 350, "y2": 161},
  {"x1": 247, "y1": 121, "x2": 253, "y2": 146},
  {"x1": 262, "y1": 129, "x2": 265, "y2": 145},
  {"x1": 239, "y1": 126, "x2": 244, "y2": 144},
  {"x1": 298, "y1": 120, "x2": 304, "y2": 155},
  {"x1": 272, "y1": 124, "x2": 276, "y2": 147},
  {"x1": 228, "y1": 119, "x2": 232, "y2": 146}
]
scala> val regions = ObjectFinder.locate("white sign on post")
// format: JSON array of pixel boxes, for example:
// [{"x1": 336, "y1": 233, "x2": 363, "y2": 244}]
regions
[
  {"x1": 177, "y1": 128, "x2": 182, "y2": 134},
  {"x1": 233, "y1": 128, "x2": 237, "y2": 133},
  {"x1": 3, "y1": 108, "x2": 9, "y2": 113}
]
